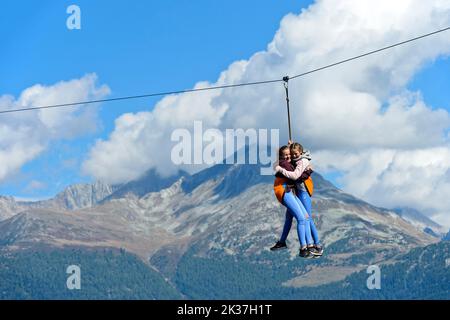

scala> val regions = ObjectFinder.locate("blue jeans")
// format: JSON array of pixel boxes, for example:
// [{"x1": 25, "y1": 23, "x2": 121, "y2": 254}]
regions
[
  {"x1": 279, "y1": 191, "x2": 312, "y2": 247},
  {"x1": 298, "y1": 190, "x2": 320, "y2": 245}
]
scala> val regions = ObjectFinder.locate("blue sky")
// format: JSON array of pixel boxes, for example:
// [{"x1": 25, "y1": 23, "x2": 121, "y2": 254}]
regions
[
  {"x1": 1, "y1": 0, "x2": 449, "y2": 201},
  {"x1": 0, "y1": 0, "x2": 311, "y2": 198}
]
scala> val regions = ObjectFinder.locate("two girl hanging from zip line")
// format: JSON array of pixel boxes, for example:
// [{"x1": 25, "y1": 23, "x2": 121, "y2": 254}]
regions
[{"x1": 271, "y1": 141, "x2": 323, "y2": 258}]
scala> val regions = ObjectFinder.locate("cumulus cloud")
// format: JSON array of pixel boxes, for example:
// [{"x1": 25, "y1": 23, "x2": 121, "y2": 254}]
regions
[
  {"x1": 82, "y1": 82, "x2": 227, "y2": 183},
  {"x1": 314, "y1": 147, "x2": 450, "y2": 227},
  {"x1": 82, "y1": 0, "x2": 450, "y2": 225},
  {"x1": 0, "y1": 73, "x2": 110, "y2": 181}
]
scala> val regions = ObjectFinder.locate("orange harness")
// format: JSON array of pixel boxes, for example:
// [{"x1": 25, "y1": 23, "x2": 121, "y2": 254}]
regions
[{"x1": 273, "y1": 176, "x2": 290, "y2": 204}]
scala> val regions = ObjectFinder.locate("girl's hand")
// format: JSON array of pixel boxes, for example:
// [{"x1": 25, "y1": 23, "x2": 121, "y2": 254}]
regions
[
  {"x1": 288, "y1": 140, "x2": 293, "y2": 146},
  {"x1": 275, "y1": 165, "x2": 282, "y2": 172}
]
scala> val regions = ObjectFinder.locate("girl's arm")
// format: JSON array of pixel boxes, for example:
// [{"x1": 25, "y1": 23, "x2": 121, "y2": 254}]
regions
[
  {"x1": 272, "y1": 159, "x2": 279, "y2": 172},
  {"x1": 275, "y1": 159, "x2": 310, "y2": 180}
]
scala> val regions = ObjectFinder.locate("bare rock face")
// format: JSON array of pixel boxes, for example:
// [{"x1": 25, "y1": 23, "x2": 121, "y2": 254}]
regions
[
  {"x1": 0, "y1": 181, "x2": 116, "y2": 221},
  {"x1": 0, "y1": 196, "x2": 26, "y2": 221},
  {"x1": 49, "y1": 181, "x2": 116, "y2": 210}
]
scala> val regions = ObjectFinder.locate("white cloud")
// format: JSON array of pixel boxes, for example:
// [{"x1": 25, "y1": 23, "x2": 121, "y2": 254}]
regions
[
  {"x1": 83, "y1": 0, "x2": 450, "y2": 226},
  {"x1": 24, "y1": 180, "x2": 48, "y2": 193},
  {"x1": 0, "y1": 73, "x2": 110, "y2": 181},
  {"x1": 82, "y1": 82, "x2": 228, "y2": 183},
  {"x1": 315, "y1": 147, "x2": 450, "y2": 227}
]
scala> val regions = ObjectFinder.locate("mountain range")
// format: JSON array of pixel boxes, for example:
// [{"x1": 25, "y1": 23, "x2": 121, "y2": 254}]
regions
[{"x1": 0, "y1": 162, "x2": 448, "y2": 299}]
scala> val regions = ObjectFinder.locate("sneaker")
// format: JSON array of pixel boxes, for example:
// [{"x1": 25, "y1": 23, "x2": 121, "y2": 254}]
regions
[
  {"x1": 314, "y1": 245, "x2": 324, "y2": 256},
  {"x1": 299, "y1": 248, "x2": 313, "y2": 258},
  {"x1": 270, "y1": 241, "x2": 287, "y2": 251},
  {"x1": 308, "y1": 246, "x2": 323, "y2": 257}
]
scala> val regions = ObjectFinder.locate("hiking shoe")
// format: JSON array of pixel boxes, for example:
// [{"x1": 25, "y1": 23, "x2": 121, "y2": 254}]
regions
[
  {"x1": 308, "y1": 246, "x2": 323, "y2": 257},
  {"x1": 270, "y1": 241, "x2": 287, "y2": 251},
  {"x1": 299, "y1": 248, "x2": 313, "y2": 258}
]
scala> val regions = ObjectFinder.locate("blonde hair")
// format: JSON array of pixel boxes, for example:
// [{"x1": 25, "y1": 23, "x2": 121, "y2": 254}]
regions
[{"x1": 289, "y1": 142, "x2": 303, "y2": 153}]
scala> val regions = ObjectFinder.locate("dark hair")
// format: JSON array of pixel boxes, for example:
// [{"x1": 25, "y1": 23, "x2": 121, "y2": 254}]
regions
[
  {"x1": 279, "y1": 145, "x2": 289, "y2": 158},
  {"x1": 290, "y1": 142, "x2": 303, "y2": 153}
]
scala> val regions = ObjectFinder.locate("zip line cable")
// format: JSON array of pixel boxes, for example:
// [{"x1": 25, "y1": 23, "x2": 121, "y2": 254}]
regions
[
  {"x1": 1, "y1": 26, "x2": 449, "y2": 116},
  {"x1": 0, "y1": 78, "x2": 283, "y2": 115},
  {"x1": 289, "y1": 26, "x2": 450, "y2": 80}
]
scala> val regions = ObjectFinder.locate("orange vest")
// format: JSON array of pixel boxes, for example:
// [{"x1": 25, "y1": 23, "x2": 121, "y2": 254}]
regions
[
  {"x1": 273, "y1": 176, "x2": 288, "y2": 204},
  {"x1": 304, "y1": 176, "x2": 314, "y2": 197},
  {"x1": 273, "y1": 176, "x2": 314, "y2": 204}
]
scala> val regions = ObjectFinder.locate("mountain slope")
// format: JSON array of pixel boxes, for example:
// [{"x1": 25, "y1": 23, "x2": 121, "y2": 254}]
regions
[
  {"x1": 392, "y1": 207, "x2": 446, "y2": 238},
  {"x1": 170, "y1": 240, "x2": 449, "y2": 299},
  {"x1": 268, "y1": 240, "x2": 450, "y2": 299},
  {"x1": 0, "y1": 246, "x2": 181, "y2": 299},
  {"x1": 105, "y1": 169, "x2": 189, "y2": 200}
]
